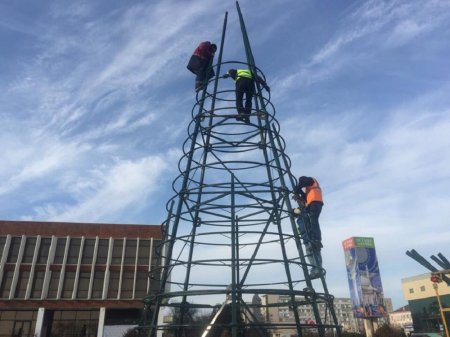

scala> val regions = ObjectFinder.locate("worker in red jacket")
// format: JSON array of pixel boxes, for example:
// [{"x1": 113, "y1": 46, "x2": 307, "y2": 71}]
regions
[{"x1": 187, "y1": 41, "x2": 217, "y2": 92}]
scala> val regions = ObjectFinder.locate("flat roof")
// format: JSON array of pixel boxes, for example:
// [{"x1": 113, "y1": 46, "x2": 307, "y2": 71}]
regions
[
  {"x1": 0, "y1": 220, "x2": 162, "y2": 239},
  {"x1": 401, "y1": 273, "x2": 431, "y2": 283}
]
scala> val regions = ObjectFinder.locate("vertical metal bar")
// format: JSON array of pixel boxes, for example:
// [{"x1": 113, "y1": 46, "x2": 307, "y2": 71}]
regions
[
  {"x1": 434, "y1": 282, "x2": 450, "y2": 337},
  {"x1": 148, "y1": 200, "x2": 174, "y2": 337},
  {"x1": 235, "y1": 3, "x2": 307, "y2": 336},
  {"x1": 230, "y1": 174, "x2": 238, "y2": 337},
  {"x1": 149, "y1": 12, "x2": 229, "y2": 337},
  {"x1": 177, "y1": 225, "x2": 198, "y2": 337},
  {"x1": 191, "y1": 11, "x2": 228, "y2": 227}
]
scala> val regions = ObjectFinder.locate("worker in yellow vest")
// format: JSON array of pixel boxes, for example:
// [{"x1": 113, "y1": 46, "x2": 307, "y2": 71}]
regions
[
  {"x1": 293, "y1": 176, "x2": 324, "y2": 279},
  {"x1": 223, "y1": 69, "x2": 270, "y2": 123}
]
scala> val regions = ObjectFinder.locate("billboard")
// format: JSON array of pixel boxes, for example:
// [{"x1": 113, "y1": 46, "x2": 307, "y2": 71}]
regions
[{"x1": 342, "y1": 237, "x2": 386, "y2": 318}]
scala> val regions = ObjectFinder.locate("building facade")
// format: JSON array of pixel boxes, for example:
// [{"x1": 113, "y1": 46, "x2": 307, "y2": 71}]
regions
[
  {"x1": 389, "y1": 305, "x2": 412, "y2": 333},
  {"x1": 402, "y1": 273, "x2": 450, "y2": 333},
  {"x1": 261, "y1": 294, "x2": 361, "y2": 336},
  {"x1": 0, "y1": 220, "x2": 162, "y2": 337}
]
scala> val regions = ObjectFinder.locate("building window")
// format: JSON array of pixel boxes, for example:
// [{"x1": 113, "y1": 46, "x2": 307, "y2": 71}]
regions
[
  {"x1": 135, "y1": 271, "x2": 149, "y2": 297},
  {"x1": 0, "y1": 236, "x2": 6, "y2": 261},
  {"x1": 7, "y1": 237, "x2": 22, "y2": 263},
  {"x1": 112, "y1": 239, "x2": 124, "y2": 265},
  {"x1": 62, "y1": 271, "x2": 76, "y2": 298},
  {"x1": 107, "y1": 272, "x2": 120, "y2": 298},
  {"x1": 14, "y1": 270, "x2": 30, "y2": 298},
  {"x1": 67, "y1": 238, "x2": 81, "y2": 264},
  {"x1": 30, "y1": 270, "x2": 45, "y2": 299},
  {"x1": 81, "y1": 239, "x2": 95, "y2": 265},
  {"x1": 37, "y1": 238, "x2": 51, "y2": 264},
  {"x1": 420, "y1": 285, "x2": 426, "y2": 292},
  {"x1": 138, "y1": 240, "x2": 151, "y2": 265},
  {"x1": 124, "y1": 239, "x2": 137, "y2": 265},
  {"x1": 121, "y1": 271, "x2": 134, "y2": 298},
  {"x1": 77, "y1": 271, "x2": 91, "y2": 298},
  {"x1": 22, "y1": 237, "x2": 37, "y2": 263},
  {"x1": 409, "y1": 288, "x2": 414, "y2": 294},
  {"x1": 96, "y1": 239, "x2": 109, "y2": 264},
  {"x1": 50, "y1": 310, "x2": 98, "y2": 337},
  {"x1": 0, "y1": 270, "x2": 14, "y2": 298},
  {"x1": 0, "y1": 311, "x2": 37, "y2": 337},
  {"x1": 54, "y1": 237, "x2": 67, "y2": 264},
  {"x1": 47, "y1": 270, "x2": 61, "y2": 298},
  {"x1": 92, "y1": 271, "x2": 105, "y2": 299}
]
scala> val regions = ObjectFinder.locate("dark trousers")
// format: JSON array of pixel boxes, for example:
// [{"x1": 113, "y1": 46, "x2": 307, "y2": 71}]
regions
[
  {"x1": 195, "y1": 66, "x2": 214, "y2": 89},
  {"x1": 308, "y1": 201, "x2": 323, "y2": 245},
  {"x1": 235, "y1": 77, "x2": 254, "y2": 116},
  {"x1": 187, "y1": 55, "x2": 214, "y2": 90}
]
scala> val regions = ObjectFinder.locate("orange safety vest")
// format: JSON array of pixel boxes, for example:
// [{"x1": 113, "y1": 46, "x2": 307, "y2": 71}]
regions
[{"x1": 305, "y1": 178, "x2": 323, "y2": 205}]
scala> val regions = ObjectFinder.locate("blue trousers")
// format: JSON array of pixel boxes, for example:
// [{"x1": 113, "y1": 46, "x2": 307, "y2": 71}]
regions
[
  {"x1": 297, "y1": 202, "x2": 322, "y2": 248},
  {"x1": 308, "y1": 201, "x2": 323, "y2": 245}
]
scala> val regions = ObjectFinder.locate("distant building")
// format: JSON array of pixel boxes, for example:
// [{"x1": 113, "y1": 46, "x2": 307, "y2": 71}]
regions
[
  {"x1": 402, "y1": 273, "x2": 450, "y2": 333},
  {"x1": 389, "y1": 305, "x2": 412, "y2": 332},
  {"x1": 0, "y1": 220, "x2": 162, "y2": 337},
  {"x1": 383, "y1": 297, "x2": 393, "y2": 313},
  {"x1": 261, "y1": 294, "x2": 362, "y2": 335}
]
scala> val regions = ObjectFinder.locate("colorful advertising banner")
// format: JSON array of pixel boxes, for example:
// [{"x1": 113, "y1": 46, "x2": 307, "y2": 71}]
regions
[{"x1": 342, "y1": 237, "x2": 386, "y2": 318}]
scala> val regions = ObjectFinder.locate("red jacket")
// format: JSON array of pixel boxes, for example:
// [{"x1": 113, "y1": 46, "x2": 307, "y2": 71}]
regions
[{"x1": 193, "y1": 41, "x2": 214, "y2": 60}]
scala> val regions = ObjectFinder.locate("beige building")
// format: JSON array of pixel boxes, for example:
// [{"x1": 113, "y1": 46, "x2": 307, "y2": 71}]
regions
[
  {"x1": 402, "y1": 273, "x2": 450, "y2": 301},
  {"x1": 401, "y1": 272, "x2": 450, "y2": 333}
]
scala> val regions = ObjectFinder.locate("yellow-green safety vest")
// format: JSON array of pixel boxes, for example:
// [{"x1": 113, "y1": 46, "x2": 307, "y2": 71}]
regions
[{"x1": 236, "y1": 69, "x2": 252, "y2": 81}]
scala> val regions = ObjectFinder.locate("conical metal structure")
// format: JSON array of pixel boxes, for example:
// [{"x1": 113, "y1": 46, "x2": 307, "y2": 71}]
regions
[{"x1": 142, "y1": 3, "x2": 342, "y2": 337}]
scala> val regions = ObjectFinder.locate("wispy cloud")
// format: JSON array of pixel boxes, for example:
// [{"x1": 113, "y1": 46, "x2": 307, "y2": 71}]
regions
[
  {"x1": 30, "y1": 155, "x2": 169, "y2": 222},
  {"x1": 273, "y1": 0, "x2": 450, "y2": 96}
]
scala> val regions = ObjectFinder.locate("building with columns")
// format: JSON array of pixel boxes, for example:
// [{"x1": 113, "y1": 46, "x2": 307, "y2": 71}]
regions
[{"x1": 0, "y1": 220, "x2": 162, "y2": 337}]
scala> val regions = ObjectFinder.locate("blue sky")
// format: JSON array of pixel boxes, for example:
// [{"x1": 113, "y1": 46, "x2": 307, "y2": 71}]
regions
[{"x1": 1, "y1": 0, "x2": 450, "y2": 309}]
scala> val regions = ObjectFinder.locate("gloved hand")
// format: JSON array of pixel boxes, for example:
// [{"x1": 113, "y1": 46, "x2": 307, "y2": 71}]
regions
[{"x1": 222, "y1": 74, "x2": 230, "y2": 79}]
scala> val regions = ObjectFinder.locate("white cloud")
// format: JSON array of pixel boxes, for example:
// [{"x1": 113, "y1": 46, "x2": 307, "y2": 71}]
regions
[
  {"x1": 41, "y1": 155, "x2": 169, "y2": 222},
  {"x1": 273, "y1": 0, "x2": 450, "y2": 97},
  {"x1": 0, "y1": 130, "x2": 90, "y2": 196}
]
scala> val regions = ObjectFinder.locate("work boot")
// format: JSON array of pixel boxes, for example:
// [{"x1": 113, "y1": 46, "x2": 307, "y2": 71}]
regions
[{"x1": 309, "y1": 267, "x2": 323, "y2": 280}]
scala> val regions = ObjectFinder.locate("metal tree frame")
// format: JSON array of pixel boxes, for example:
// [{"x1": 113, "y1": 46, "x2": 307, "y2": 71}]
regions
[{"x1": 142, "y1": 3, "x2": 342, "y2": 337}]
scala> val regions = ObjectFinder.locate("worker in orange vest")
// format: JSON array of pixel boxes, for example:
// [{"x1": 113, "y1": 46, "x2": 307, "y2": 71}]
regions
[{"x1": 293, "y1": 176, "x2": 324, "y2": 279}]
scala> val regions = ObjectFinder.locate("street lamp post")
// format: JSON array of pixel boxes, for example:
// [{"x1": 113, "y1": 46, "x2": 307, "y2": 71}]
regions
[{"x1": 431, "y1": 273, "x2": 449, "y2": 337}]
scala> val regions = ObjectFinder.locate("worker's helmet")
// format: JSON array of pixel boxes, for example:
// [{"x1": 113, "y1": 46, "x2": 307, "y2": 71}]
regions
[
  {"x1": 210, "y1": 44, "x2": 217, "y2": 52},
  {"x1": 228, "y1": 69, "x2": 237, "y2": 77}
]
